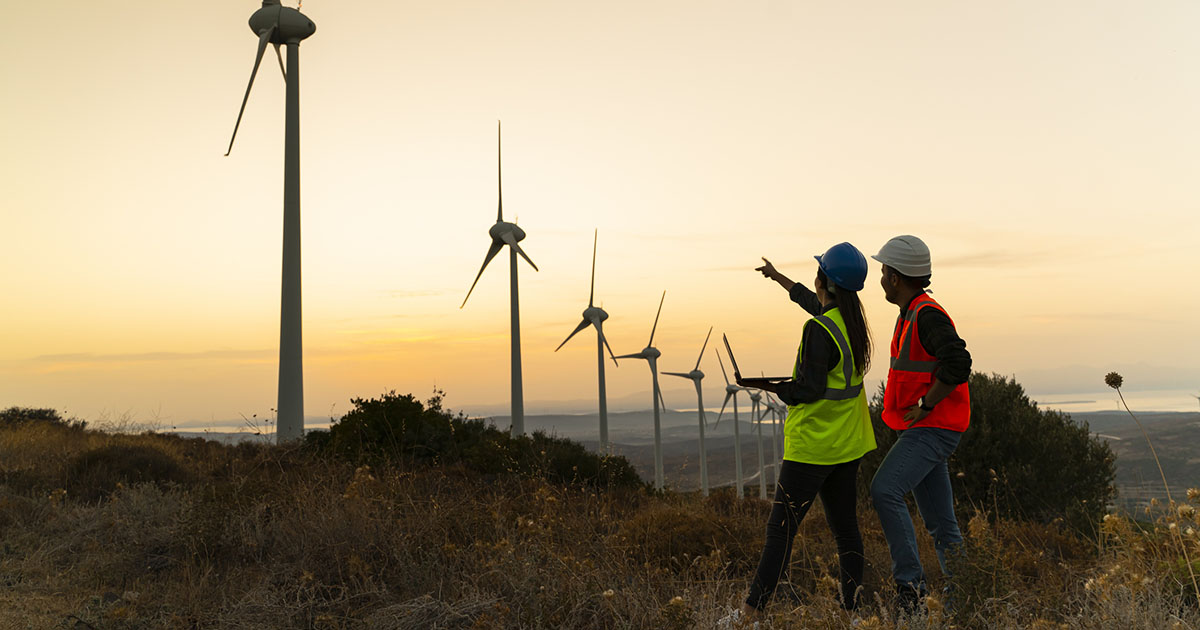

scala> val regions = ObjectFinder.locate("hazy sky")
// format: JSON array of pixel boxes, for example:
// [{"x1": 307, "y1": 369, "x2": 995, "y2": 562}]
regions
[{"x1": 2, "y1": 1, "x2": 1198, "y2": 427}]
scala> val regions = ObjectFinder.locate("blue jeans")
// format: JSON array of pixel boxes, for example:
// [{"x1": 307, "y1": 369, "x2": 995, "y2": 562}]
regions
[{"x1": 870, "y1": 427, "x2": 963, "y2": 589}]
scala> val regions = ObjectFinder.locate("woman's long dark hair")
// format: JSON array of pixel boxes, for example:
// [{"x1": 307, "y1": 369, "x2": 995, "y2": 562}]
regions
[{"x1": 817, "y1": 269, "x2": 872, "y2": 376}]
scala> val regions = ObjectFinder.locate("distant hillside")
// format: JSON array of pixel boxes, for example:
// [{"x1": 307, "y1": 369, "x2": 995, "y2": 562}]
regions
[{"x1": 1081, "y1": 411, "x2": 1200, "y2": 511}]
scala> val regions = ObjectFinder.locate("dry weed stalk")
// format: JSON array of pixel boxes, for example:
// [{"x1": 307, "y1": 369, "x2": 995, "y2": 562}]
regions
[{"x1": 1105, "y1": 371, "x2": 1200, "y2": 603}]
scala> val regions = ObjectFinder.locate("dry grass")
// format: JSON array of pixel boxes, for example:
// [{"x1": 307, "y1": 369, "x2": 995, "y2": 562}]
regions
[{"x1": 1, "y1": 421, "x2": 1199, "y2": 629}]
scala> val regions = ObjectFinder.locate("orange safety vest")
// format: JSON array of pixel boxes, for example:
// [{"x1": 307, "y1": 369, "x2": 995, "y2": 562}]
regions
[{"x1": 883, "y1": 293, "x2": 970, "y2": 432}]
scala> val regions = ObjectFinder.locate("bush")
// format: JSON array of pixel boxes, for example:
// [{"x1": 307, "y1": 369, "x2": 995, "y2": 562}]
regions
[
  {"x1": 861, "y1": 373, "x2": 1116, "y2": 536},
  {"x1": 66, "y1": 443, "x2": 192, "y2": 501},
  {"x1": 0, "y1": 407, "x2": 86, "y2": 430},
  {"x1": 317, "y1": 390, "x2": 644, "y2": 490}
]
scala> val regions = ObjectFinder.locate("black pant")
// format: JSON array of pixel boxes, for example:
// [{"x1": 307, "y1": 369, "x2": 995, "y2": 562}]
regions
[{"x1": 746, "y1": 458, "x2": 865, "y2": 611}]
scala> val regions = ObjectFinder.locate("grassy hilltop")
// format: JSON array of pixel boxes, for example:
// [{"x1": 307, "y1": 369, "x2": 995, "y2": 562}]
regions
[{"x1": 2, "y1": 378, "x2": 1199, "y2": 629}]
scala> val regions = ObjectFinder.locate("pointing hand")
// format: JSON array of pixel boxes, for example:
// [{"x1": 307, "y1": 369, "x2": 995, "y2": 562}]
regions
[{"x1": 755, "y1": 257, "x2": 777, "y2": 279}]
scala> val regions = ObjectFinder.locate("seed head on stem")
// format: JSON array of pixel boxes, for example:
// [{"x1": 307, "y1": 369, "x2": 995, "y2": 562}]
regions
[{"x1": 1105, "y1": 371, "x2": 1200, "y2": 603}]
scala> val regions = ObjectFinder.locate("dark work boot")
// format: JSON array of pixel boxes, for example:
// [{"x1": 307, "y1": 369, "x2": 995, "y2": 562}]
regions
[{"x1": 895, "y1": 582, "x2": 928, "y2": 617}]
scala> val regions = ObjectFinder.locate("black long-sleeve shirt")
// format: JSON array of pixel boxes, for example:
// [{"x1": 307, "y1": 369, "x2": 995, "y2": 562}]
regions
[
  {"x1": 773, "y1": 284, "x2": 840, "y2": 406},
  {"x1": 898, "y1": 292, "x2": 972, "y2": 386}
]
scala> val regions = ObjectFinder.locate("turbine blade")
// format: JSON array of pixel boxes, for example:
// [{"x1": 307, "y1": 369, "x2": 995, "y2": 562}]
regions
[
  {"x1": 658, "y1": 387, "x2": 667, "y2": 413},
  {"x1": 500, "y1": 232, "x2": 539, "y2": 271},
  {"x1": 661, "y1": 371, "x2": 691, "y2": 378},
  {"x1": 589, "y1": 228, "x2": 597, "y2": 307},
  {"x1": 715, "y1": 392, "x2": 733, "y2": 428},
  {"x1": 555, "y1": 318, "x2": 591, "y2": 351},
  {"x1": 715, "y1": 349, "x2": 730, "y2": 385},
  {"x1": 496, "y1": 120, "x2": 503, "y2": 222},
  {"x1": 695, "y1": 326, "x2": 713, "y2": 371},
  {"x1": 597, "y1": 325, "x2": 619, "y2": 366},
  {"x1": 648, "y1": 290, "x2": 666, "y2": 347},
  {"x1": 225, "y1": 26, "x2": 276, "y2": 156},
  {"x1": 613, "y1": 352, "x2": 645, "y2": 360},
  {"x1": 460, "y1": 239, "x2": 504, "y2": 308},
  {"x1": 273, "y1": 43, "x2": 286, "y2": 81}
]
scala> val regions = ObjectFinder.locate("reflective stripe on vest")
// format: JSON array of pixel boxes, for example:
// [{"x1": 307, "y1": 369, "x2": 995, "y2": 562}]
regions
[
  {"x1": 889, "y1": 303, "x2": 940, "y2": 373},
  {"x1": 813, "y1": 315, "x2": 864, "y2": 401}
]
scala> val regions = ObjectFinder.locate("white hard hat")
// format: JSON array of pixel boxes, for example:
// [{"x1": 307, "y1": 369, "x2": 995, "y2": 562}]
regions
[{"x1": 871, "y1": 235, "x2": 931, "y2": 277}]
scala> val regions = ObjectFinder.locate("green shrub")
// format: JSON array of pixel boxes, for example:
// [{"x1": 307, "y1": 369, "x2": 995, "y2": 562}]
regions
[
  {"x1": 317, "y1": 390, "x2": 644, "y2": 490},
  {"x1": 66, "y1": 443, "x2": 192, "y2": 501},
  {"x1": 0, "y1": 407, "x2": 86, "y2": 430}
]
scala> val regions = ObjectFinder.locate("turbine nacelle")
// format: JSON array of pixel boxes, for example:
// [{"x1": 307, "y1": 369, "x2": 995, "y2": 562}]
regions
[
  {"x1": 641, "y1": 346, "x2": 661, "y2": 360},
  {"x1": 583, "y1": 305, "x2": 609, "y2": 324},
  {"x1": 489, "y1": 221, "x2": 527, "y2": 243},
  {"x1": 250, "y1": 2, "x2": 315, "y2": 44}
]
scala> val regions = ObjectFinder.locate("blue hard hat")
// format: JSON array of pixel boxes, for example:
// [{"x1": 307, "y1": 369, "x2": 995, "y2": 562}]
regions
[{"x1": 814, "y1": 242, "x2": 868, "y2": 291}]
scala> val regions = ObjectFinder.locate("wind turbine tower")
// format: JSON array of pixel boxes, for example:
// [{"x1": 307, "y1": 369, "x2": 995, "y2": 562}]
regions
[
  {"x1": 615, "y1": 292, "x2": 668, "y2": 490},
  {"x1": 554, "y1": 230, "x2": 620, "y2": 451},
  {"x1": 461, "y1": 122, "x2": 539, "y2": 436},
  {"x1": 764, "y1": 392, "x2": 784, "y2": 483},
  {"x1": 748, "y1": 389, "x2": 767, "y2": 499},
  {"x1": 715, "y1": 350, "x2": 748, "y2": 498},
  {"x1": 663, "y1": 327, "x2": 714, "y2": 496},
  {"x1": 224, "y1": 0, "x2": 316, "y2": 443}
]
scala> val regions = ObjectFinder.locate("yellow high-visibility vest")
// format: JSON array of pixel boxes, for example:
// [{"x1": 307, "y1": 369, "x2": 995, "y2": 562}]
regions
[{"x1": 783, "y1": 307, "x2": 876, "y2": 465}]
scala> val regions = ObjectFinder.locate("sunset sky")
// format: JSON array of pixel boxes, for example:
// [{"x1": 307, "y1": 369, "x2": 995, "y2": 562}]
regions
[{"x1": 2, "y1": 1, "x2": 1198, "y2": 428}]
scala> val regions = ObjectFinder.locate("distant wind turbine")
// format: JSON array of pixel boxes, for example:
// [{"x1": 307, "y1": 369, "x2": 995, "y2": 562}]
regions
[
  {"x1": 224, "y1": 0, "x2": 316, "y2": 443},
  {"x1": 764, "y1": 392, "x2": 785, "y2": 481},
  {"x1": 663, "y1": 326, "x2": 714, "y2": 496},
  {"x1": 747, "y1": 389, "x2": 768, "y2": 499},
  {"x1": 615, "y1": 291, "x2": 669, "y2": 490},
  {"x1": 715, "y1": 349, "x2": 749, "y2": 498},
  {"x1": 554, "y1": 229, "x2": 620, "y2": 451},
  {"x1": 461, "y1": 121, "x2": 539, "y2": 436}
]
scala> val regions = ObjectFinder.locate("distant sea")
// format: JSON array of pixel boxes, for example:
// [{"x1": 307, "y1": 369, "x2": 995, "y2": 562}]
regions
[{"x1": 1032, "y1": 388, "x2": 1199, "y2": 413}]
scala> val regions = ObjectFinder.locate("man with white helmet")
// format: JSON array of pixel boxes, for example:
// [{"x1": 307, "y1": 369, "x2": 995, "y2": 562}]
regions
[{"x1": 869, "y1": 235, "x2": 972, "y2": 614}]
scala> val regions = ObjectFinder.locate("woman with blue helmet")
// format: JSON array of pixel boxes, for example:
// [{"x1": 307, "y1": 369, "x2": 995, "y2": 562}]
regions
[{"x1": 724, "y1": 242, "x2": 876, "y2": 624}]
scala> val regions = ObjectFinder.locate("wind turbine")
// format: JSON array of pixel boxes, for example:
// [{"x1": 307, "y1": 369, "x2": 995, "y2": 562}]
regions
[
  {"x1": 663, "y1": 326, "x2": 714, "y2": 496},
  {"x1": 754, "y1": 391, "x2": 786, "y2": 489},
  {"x1": 224, "y1": 0, "x2": 316, "y2": 443},
  {"x1": 461, "y1": 121, "x2": 539, "y2": 436},
  {"x1": 764, "y1": 392, "x2": 785, "y2": 482},
  {"x1": 715, "y1": 350, "x2": 749, "y2": 498},
  {"x1": 554, "y1": 229, "x2": 619, "y2": 451},
  {"x1": 615, "y1": 291, "x2": 668, "y2": 490},
  {"x1": 747, "y1": 389, "x2": 768, "y2": 499}
]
